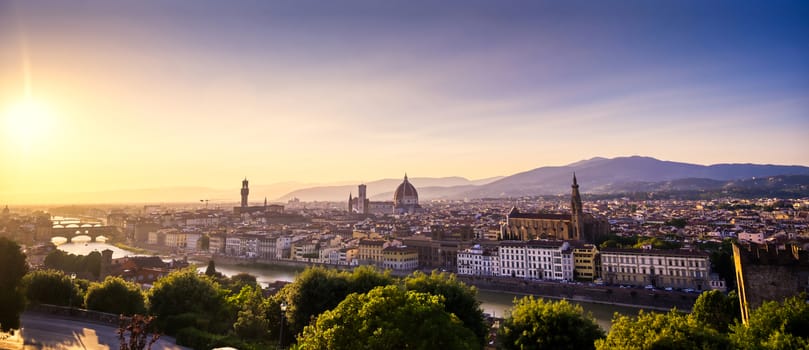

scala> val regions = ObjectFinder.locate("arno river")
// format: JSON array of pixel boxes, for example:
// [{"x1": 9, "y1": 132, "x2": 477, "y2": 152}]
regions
[{"x1": 58, "y1": 242, "x2": 648, "y2": 330}]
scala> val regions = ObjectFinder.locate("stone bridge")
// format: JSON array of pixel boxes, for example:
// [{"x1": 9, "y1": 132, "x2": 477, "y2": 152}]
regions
[{"x1": 48, "y1": 225, "x2": 121, "y2": 243}]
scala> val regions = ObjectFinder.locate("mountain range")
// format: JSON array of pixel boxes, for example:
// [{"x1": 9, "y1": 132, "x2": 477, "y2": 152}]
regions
[
  {"x1": 279, "y1": 156, "x2": 809, "y2": 201},
  {"x1": 9, "y1": 156, "x2": 808, "y2": 205}
]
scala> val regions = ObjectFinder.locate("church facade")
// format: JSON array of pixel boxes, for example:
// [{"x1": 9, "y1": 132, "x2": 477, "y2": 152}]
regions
[{"x1": 500, "y1": 174, "x2": 609, "y2": 243}]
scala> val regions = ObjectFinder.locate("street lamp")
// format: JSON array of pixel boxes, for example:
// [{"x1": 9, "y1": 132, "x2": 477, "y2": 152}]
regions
[
  {"x1": 278, "y1": 301, "x2": 287, "y2": 349},
  {"x1": 69, "y1": 273, "x2": 76, "y2": 314}
]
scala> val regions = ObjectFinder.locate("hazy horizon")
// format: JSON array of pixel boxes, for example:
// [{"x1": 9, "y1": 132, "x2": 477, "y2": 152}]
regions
[
  {"x1": 4, "y1": 154, "x2": 809, "y2": 206},
  {"x1": 2, "y1": 1, "x2": 808, "y2": 204}
]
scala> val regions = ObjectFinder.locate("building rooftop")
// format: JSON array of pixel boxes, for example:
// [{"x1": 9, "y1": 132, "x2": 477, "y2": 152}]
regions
[{"x1": 600, "y1": 247, "x2": 709, "y2": 257}]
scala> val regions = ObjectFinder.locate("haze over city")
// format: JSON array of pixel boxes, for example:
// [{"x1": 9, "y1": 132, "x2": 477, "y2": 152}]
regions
[{"x1": 2, "y1": 1, "x2": 808, "y2": 204}]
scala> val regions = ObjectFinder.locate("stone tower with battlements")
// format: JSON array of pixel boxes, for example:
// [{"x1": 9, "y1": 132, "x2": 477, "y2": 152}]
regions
[{"x1": 240, "y1": 178, "x2": 249, "y2": 208}]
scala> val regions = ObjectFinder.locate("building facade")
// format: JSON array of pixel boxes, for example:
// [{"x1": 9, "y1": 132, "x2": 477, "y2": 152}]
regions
[
  {"x1": 498, "y1": 240, "x2": 574, "y2": 281},
  {"x1": 358, "y1": 239, "x2": 387, "y2": 266},
  {"x1": 600, "y1": 248, "x2": 711, "y2": 290},
  {"x1": 572, "y1": 243, "x2": 600, "y2": 281},
  {"x1": 457, "y1": 244, "x2": 500, "y2": 277},
  {"x1": 382, "y1": 246, "x2": 419, "y2": 271}
]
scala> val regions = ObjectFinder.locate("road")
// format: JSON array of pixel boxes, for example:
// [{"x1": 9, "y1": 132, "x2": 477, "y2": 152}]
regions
[{"x1": 0, "y1": 313, "x2": 189, "y2": 350}]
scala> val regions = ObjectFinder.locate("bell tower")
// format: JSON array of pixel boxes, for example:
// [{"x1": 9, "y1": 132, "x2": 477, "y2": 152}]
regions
[
  {"x1": 570, "y1": 173, "x2": 584, "y2": 240},
  {"x1": 241, "y1": 178, "x2": 249, "y2": 208},
  {"x1": 358, "y1": 184, "x2": 367, "y2": 214}
]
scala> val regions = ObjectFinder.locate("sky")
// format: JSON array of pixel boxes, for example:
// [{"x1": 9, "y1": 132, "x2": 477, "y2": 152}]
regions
[{"x1": 1, "y1": 0, "x2": 808, "y2": 203}]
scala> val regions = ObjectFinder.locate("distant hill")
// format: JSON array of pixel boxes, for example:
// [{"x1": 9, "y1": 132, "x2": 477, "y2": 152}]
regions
[
  {"x1": 10, "y1": 156, "x2": 806, "y2": 204},
  {"x1": 277, "y1": 176, "x2": 502, "y2": 202},
  {"x1": 459, "y1": 156, "x2": 809, "y2": 198},
  {"x1": 275, "y1": 156, "x2": 809, "y2": 201},
  {"x1": 591, "y1": 175, "x2": 809, "y2": 199}
]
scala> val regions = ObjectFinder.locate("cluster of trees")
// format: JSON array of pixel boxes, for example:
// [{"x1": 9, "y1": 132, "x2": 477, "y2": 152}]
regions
[
  {"x1": 0, "y1": 237, "x2": 27, "y2": 331},
  {"x1": 43, "y1": 250, "x2": 102, "y2": 279},
  {"x1": 664, "y1": 218, "x2": 688, "y2": 229},
  {"x1": 699, "y1": 239, "x2": 737, "y2": 291},
  {"x1": 596, "y1": 234, "x2": 682, "y2": 250},
  {"x1": 495, "y1": 290, "x2": 807, "y2": 350},
  {"x1": 597, "y1": 290, "x2": 809, "y2": 350},
  {"x1": 127, "y1": 264, "x2": 487, "y2": 349},
  {"x1": 277, "y1": 266, "x2": 487, "y2": 348},
  {"x1": 499, "y1": 297, "x2": 603, "y2": 350},
  {"x1": 297, "y1": 285, "x2": 479, "y2": 349},
  {"x1": 11, "y1": 262, "x2": 483, "y2": 349}
]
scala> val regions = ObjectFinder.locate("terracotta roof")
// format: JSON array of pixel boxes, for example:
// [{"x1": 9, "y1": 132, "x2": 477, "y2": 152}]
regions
[{"x1": 600, "y1": 248, "x2": 709, "y2": 257}]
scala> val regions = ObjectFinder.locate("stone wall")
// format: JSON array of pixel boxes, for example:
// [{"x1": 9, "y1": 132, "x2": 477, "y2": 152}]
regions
[
  {"x1": 733, "y1": 242, "x2": 809, "y2": 323},
  {"x1": 26, "y1": 304, "x2": 121, "y2": 325},
  {"x1": 460, "y1": 276, "x2": 698, "y2": 311}
]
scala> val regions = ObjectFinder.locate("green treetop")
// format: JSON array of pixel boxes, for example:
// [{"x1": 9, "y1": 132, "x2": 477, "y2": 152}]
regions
[
  {"x1": 0, "y1": 237, "x2": 27, "y2": 331},
  {"x1": 499, "y1": 297, "x2": 604, "y2": 350},
  {"x1": 296, "y1": 285, "x2": 478, "y2": 350}
]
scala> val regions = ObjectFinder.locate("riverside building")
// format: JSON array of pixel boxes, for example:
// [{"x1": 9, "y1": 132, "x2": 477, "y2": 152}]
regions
[{"x1": 600, "y1": 248, "x2": 711, "y2": 290}]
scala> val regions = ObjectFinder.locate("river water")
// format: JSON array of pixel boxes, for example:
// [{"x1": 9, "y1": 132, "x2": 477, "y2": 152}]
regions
[
  {"x1": 56, "y1": 241, "x2": 137, "y2": 259},
  {"x1": 57, "y1": 243, "x2": 645, "y2": 330}
]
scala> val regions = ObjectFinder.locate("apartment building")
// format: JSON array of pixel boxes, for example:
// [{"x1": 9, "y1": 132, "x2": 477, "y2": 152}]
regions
[
  {"x1": 457, "y1": 244, "x2": 500, "y2": 276},
  {"x1": 498, "y1": 240, "x2": 574, "y2": 281},
  {"x1": 358, "y1": 239, "x2": 387, "y2": 266},
  {"x1": 382, "y1": 246, "x2": 419, "y2": 271},
  {"x1": 600, "y1": 248, "x2": 711, "y2": 290},
  {"x1": 572, "y1": 243, "x2": 600, "y2": 281}
]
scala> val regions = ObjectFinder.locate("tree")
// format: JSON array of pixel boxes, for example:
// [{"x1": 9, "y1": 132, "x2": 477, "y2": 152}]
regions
[
  {"x1": 232, "y1": 285, "x2": 270, "y2": 340},
  {"x1": 204, "y1": 260, "x2": 217, "y2": 277},
  {"x1": 146, "y1": 268, "x2": 230, "y2": 334},
  {"x1": 22, "y1": 269, "x2": 83, "y2": 307},
  {"x1": 0, "y1": 237, "x2": 27, "y2": 331},
  {"x1": 347, "y1": 265, "x2": 395, "y2": 295},
  {"x1": 296, "y1": 285, "x2": 478, "y2": 350},
  {"x1": 596, "y1": 310, "x2": 731, "y2": 350},
  {"x1": 225, "y1": 272, "x2": 258, "y2": 293},
  {"x1": 279, "y1": 266, "x2": 350, "y2": 337},
  {"x1": 85, "y1": 276, "x2": 146, "y2": 315},
  {"x1": 199, "y1": 235, "x2": 210, "y2": 251},
  {"x1": 690, "y1": 290, "x2": 740, "y2": 333},
  {"x1": 664, "y1": 218, "x2": 688, "y2": 229},
  {"x1": 404, "y1": 271, "x2": 487, "y2": 346},
  {"x1": 43, "y1": 250, "x2": 102, "y2": 279},
  {"x1": 278, "y1": 266, "x2": 396, "y2": 340},
  {"x1": 708, "y1": 239, "x2": 737, "y2": 291},
  {"x1": 633, "y1": 237, "x2": 681, "y2": 250},
  {"x1": 729, "y1": 294, "x2": 809, "y2": 350},
  {"x1": 499, "y1": 297, "x2": 604, "y2": 350}
]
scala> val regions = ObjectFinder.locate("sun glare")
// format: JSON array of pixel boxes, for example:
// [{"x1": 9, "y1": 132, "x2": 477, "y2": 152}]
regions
[{"x1": 4, "y1": 98, "x2": 55, "y2": 150}]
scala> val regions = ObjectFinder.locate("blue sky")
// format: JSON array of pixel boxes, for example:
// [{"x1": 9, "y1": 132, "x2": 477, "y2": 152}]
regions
[{"x1": 1, "y1": 0, "x2": 807, "y2": 196}]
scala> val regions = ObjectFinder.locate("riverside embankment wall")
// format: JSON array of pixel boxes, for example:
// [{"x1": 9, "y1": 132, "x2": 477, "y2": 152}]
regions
[{"x1": 459, "y1": 276, "x2": 698, "y2": 311}]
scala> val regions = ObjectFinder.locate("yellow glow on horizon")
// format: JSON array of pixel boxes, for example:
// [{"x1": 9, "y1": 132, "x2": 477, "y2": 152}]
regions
[{"x1": 3, "y1": 97, "x2": 56, "y2": 151}]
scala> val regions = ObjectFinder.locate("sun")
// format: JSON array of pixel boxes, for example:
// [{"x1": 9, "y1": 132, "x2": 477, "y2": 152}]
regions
[{"x1": 3, "y1": 97, "x2": 55, "y2": 150}]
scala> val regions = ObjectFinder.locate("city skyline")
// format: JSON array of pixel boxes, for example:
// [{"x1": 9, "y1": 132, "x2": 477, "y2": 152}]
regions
[{"x1": 2, "y1": 1, "x2": 808, "y2": 203}]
